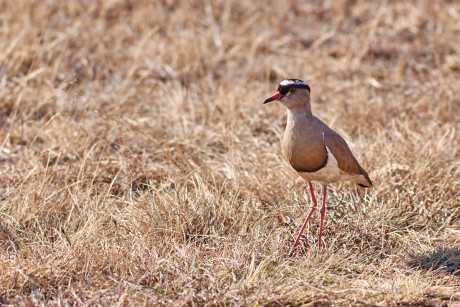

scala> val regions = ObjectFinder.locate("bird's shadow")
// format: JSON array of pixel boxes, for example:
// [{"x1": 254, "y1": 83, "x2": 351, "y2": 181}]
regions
[{"x1": 408, "y1": 247, "x2": 460, "y2": 276}]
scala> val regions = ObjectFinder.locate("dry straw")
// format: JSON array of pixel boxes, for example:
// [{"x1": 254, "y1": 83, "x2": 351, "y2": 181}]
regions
[{"x1": 0, "y1": 0, "x2": 459, "y2": 305}]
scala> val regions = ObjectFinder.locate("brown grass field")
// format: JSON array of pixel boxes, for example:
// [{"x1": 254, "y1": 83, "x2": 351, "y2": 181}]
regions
[{"x1": 0, "y1": 0, "x2": 459, "y2": 305}]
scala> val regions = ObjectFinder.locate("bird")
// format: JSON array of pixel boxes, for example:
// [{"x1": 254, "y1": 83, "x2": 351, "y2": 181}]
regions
[{"x1": 263, "y1": 79, "x2": 372, "y2": 254}]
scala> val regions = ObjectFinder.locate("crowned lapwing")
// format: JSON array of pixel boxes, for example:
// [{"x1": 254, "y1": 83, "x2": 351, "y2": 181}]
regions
[{"x1": 264, "y1": 79, "x2": 372, "y2": 254}]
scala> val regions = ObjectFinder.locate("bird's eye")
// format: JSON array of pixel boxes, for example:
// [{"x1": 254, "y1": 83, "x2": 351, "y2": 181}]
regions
[{"x1": 289, "y1": 88, "x2": 297, "y2": 93}]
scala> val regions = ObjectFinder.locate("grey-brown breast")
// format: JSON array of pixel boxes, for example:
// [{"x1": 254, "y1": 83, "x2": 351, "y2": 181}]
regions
[{"x1": 283, "y1": 117, "x2": 328, "y2": 173}]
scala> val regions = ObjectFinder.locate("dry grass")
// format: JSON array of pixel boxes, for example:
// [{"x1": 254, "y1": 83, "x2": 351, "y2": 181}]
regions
[{"x1": 0, "y1": 0, "x2": 459, "y2": 305}]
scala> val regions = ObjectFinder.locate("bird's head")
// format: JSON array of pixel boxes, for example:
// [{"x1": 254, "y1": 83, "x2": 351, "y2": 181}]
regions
[{"x1": 263, "y1": 79, "x2": 311, "y2": 108}]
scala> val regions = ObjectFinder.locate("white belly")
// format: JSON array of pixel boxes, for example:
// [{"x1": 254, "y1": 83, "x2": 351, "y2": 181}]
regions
[{"x1": 297, "y1": 146, "x2": 366, "y2": 184}]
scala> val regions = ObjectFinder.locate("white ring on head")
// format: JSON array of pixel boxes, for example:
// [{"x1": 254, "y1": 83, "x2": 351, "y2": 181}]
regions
[{"x1": 280, "y1": 79, "x2": 305, "y2": 86}]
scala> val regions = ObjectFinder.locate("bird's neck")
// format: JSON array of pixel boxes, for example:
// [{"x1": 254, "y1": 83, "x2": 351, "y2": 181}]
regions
[
  {"x1": 286, "y1": 105, "x2": 313, "y2": 126},
  {"x1": 283, "y1": 105, "x2": 314, "y2": 154}
]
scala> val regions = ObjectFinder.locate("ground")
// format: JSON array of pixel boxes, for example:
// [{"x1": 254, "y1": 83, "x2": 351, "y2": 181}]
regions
[{"x1": 0, "y1": 0, "x2": 459, "y2": 305}]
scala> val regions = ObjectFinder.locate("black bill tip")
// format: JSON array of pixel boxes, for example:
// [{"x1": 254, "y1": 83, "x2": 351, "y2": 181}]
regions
[{"x1": 263, "y1": 97, "x2": 273, "y2": 104}]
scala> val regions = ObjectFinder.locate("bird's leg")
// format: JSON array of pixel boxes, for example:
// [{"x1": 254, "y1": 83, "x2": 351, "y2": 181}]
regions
[
  {"x1": 317, "y1": 183, "x2": 328, "y2": 252},
  {"x1": 289, "y1": 181, "x2": 318, "y2": 255}
]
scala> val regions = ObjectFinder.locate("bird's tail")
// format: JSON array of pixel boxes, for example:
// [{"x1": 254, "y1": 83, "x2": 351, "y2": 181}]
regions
[{"x1": 356, "y1": 168, "x2": 372, "y2": 188}]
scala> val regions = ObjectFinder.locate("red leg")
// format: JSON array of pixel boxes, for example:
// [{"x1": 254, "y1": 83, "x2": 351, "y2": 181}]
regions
[
  {"x1": 317, "y1": 184, "x2": 328, "y2": 252},
  {"x1": 289, "y1": 181, "x2": 318, "y2": 255}
]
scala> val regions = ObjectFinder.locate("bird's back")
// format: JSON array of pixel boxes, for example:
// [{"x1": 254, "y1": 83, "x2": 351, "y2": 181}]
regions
[{"x1": 322, "y1": 120, "x2": 372, "y2": 187}]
